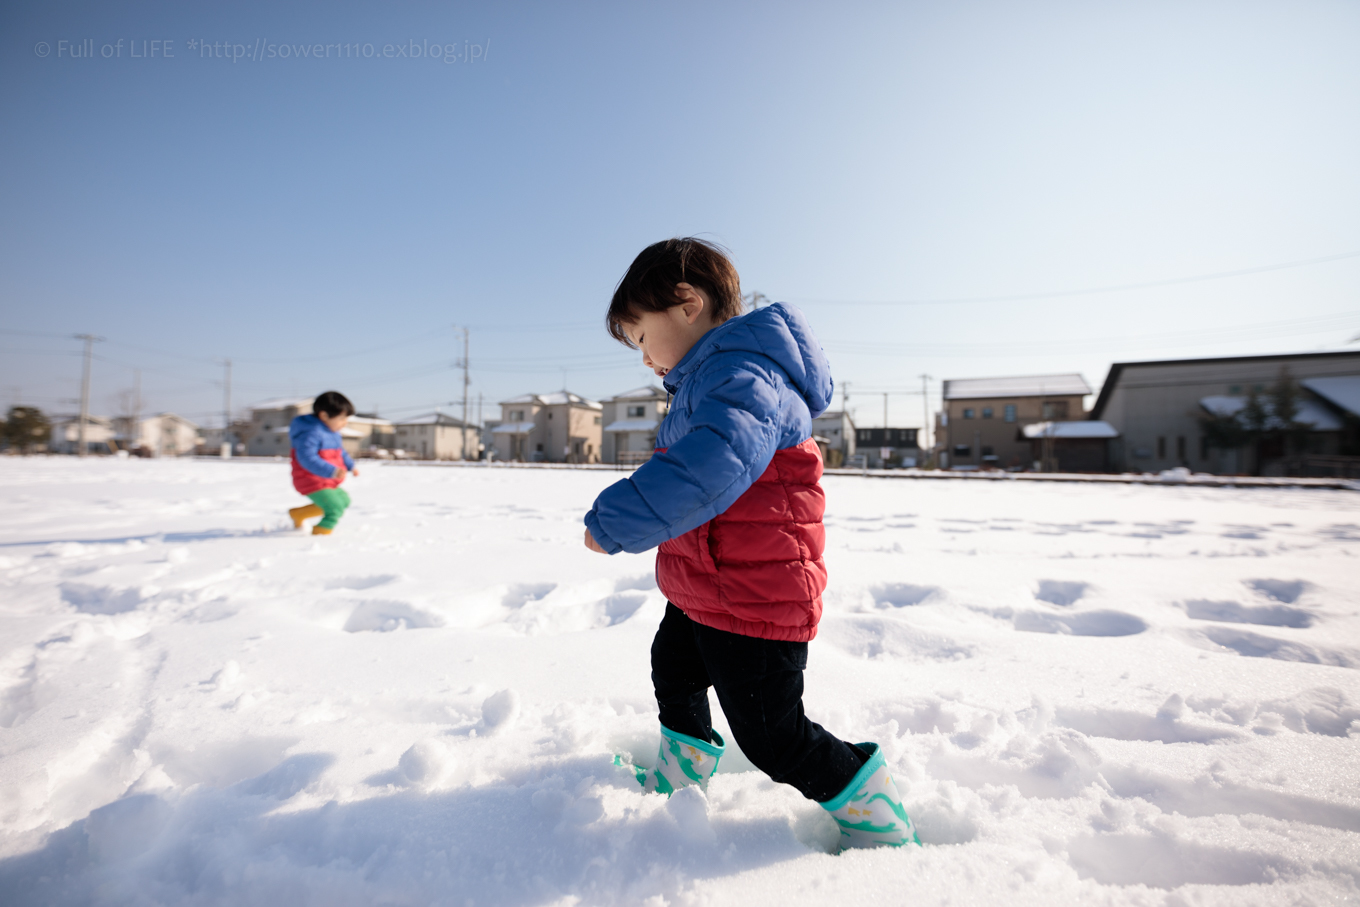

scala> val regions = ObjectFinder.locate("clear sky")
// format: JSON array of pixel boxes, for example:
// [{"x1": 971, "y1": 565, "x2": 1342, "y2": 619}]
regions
[{"x1": 3, "y1": 1, "x2": 1358, "y2": 439}]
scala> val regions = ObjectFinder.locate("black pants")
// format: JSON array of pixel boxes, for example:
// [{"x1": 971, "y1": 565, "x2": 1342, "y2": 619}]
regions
[{"x1": 651, "y1": 602, "x2": 868, "y2": 802}]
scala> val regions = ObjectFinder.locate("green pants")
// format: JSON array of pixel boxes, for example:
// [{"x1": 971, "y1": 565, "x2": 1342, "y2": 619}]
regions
[{"x1": 308, "y1": 488, "x2": 351, "y2": 530}]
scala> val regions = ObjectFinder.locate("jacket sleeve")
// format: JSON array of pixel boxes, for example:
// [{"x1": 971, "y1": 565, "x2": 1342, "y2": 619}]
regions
[
  {"x1": 342, "y1": 449, "x2": 355, "y2": 470},
  {"x1": 293, "y1": 425, "x2": 339, "y2": 478},
  {"x1": 584, "y1": 358, "x2": 781, "y2": 555}
]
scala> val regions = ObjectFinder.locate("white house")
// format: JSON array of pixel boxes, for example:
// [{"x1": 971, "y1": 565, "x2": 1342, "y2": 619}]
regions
[
  {"x1": 811, "y1": 410, "x2": 856, "y2": 467},
  {"x1": 49, "y1": 415, "x2": 114, "y2": 455},
  {"x1": 113, "y1": 412, "x2": 201, "y2": 457},
  {"x1": 394, "y1": 411, "x2": 476, "y2": 460},
  {"x1": 600, "y1": 386, "x2": 669, "y2": 465}
]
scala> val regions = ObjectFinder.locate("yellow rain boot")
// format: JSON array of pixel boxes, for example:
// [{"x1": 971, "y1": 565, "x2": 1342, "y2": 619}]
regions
[
  {"x1": 312, "y1": 525, "x2": 332, "y2": 535},
  {"x1": 290, "y1": 503, "x2": 323, "y2": 529}
]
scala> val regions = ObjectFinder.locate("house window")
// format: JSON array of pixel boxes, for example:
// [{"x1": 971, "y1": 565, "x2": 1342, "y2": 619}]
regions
[
  {"x1": 547, "y1": 412, "x2": 552, "y2": 419},
  {"x1": 511, "y1": 410, "x2": 524, "y2": 421},
  {"x1": 1157, "y1": 436, "x2": 1166, "y2": 459},
  {"x1": 594, "y1": 416, "x2": 601, "y2": 424},
  {"x1": 1004, "y1": 405, "x2": 1016, "y2": 423},
  {"x1": 1042, "y1": 401, "x2": 1069, "y2": 420},
  {"x1": 1199, "y1": 435, "x2": 1209, "y2": 459},
  {"x1": 1176, "y1": 436, "x2": 1186, "y2": 460},
  {"x1": 982, "y1": 407, "x2": 993, "y2": 419},
  {"x1": 1228, "y1": 385, "x2": 1242, "y2": 396},
  {"x1": 981, "y1": 446, "x2": 995, "y2": 457},
  {"x1": 628, "y1": 405, "x2": 645, "y2": 418},
  {"x1": 536, "y1": 443, "x2": 543, "y2": 452},
  {"x1": 953, "y1": 444, "x2": 971, "y2": 458},
  {"x1": 962, "y1": 408, "x2": 975, "y2": 419}
]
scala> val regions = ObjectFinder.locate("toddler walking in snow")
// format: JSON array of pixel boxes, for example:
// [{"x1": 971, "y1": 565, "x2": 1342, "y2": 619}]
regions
[
  {"x1": 288, "y1": 391, "x2": 359, "y2": 536},
  {"x1": 583, "y1": 238, "x2": 920, "y2": 850}
]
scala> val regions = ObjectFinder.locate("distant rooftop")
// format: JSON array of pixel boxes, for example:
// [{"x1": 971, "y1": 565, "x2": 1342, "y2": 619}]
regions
[
  {"x1": 943, "y1": 374, "x2": 1091, "y2": 400},
  {"x1": 500, "y1": 391, "x2": 601, "y2": 409},
  {"x1": 1021, "y1": 420, "x2": 1119, "y2": 439},
  {"x1": 395, "y1": 412, "x2": 469, "y2": 427},
  {"x1": 605, "y1": 385, "x2": 667, "y2": 401},
  {"x1": 1303, "y1": 376, "x2": 1360, "y2": 418},
  {"x1": 250, "y1": 397, "x2": 313, "y2": 411}
]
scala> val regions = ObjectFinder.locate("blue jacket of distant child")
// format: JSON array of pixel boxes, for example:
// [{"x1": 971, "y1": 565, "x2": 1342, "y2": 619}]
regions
[{"x1": 584, "y1": 302, "x2": 834, "y2": 556}]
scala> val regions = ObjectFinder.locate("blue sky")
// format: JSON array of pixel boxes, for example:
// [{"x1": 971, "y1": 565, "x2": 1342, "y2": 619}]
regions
[{"x1": 3, "y1": 1, "x2": 1358, "y2": 436}]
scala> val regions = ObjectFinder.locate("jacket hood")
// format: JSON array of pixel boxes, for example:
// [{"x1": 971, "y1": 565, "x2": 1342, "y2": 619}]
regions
[{"x1": 664, "y1": 302, "x2": 833, "y2": 417}]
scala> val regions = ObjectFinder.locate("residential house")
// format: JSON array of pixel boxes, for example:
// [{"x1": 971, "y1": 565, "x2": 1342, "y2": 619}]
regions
[
  {"x1": 112, "y1": 412, "x2": 201, "y2": 457},
  {"x1": 1090, "y1": 351, "x2": 1360, "y2": 475},
  {"x1": 811, "y1": 410, "x2": 855, "y2": 467},
  {"x1": 48, "y1": 415, "x2": 114, "y2": 455},
  {"x1": 939, "y1": 373, "x2": 1092, "y2": 470},
  {"x1": 491, "y1": 391, "x2": 602, "y2": 463},
  {"x1": 394, "y1": 411, "x2": 476, "y2": 460},
  {"x1": 245, "y1": 398, "x2": 313, "y2": 457},
  {"x1": 344, "y1": 415, "x2": 395, "y2": 457},
  {"x1": 600, "y1": 386, "x2": 668, "y2": 465},
  {"x1": 853, "y1": 428, "x2": 921, "y2": 468}
]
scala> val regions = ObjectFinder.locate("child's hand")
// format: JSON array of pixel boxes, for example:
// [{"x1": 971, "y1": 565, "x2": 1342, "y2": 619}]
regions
[
  {"x1": 351, "y1": 467, "x2": 360, "y2": 478},
  {"x1": 584, "y1": 529, "x2": 607, "y2": 554},
  {"x1": 333, "y1": 467, "x2": 348, "y2": 482}
]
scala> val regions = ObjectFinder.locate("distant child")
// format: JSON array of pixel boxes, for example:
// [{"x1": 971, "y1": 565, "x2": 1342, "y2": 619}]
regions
[
  {"x1": 583, "y1": 238, "x2": 920, "y2": 850},
  {"x1": 288, "y1": 391, "x2": 359, "y2": 536}
]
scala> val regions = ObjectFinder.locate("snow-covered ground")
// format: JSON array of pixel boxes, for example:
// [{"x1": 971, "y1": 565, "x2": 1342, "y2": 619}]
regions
[{"x1": 0, "y1": 457, "x2": 1357, "y2": 906}]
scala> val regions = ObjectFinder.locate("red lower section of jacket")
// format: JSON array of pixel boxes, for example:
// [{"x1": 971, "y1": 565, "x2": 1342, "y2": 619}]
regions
[
  {"x1": 292, "y1": 448, "x2": 346, "y2": 495},
  {"x1": 655, "y1": 437, "x2": 827, "y2": 642}
]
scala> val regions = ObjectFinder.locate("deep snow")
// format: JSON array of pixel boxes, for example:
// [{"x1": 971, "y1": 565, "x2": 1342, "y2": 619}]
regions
[{"x1": 0, "y1": 457, "x2": 1358, "y2": 905}]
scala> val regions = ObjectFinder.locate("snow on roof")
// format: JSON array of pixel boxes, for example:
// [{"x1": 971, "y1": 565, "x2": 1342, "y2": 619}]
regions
[
  {"x1": 1199, "y1": 396, "x2": 1344, "y2": 431},
  {"x1": 491, "y1": 421, "x2": 538, "y2": 434},
  {"x1": 499, "y1": 391, "x2": 602, "y2": 409},
  {"x1": 943, "y1": 374, "x2": 1091, "y2": 400},
  {"x1": 606, "y1": 386, "x2": 667, "y2": 401},
  {"x1": 602, "y1": 419, "x2": 658, "y2": 433},
  {"x1": 1021, "y1": 420, "x2": 1119, "y2": 439},
  {"x1": 395, "y1": 413, "x2": 467, "y2": 427},
  {"x1": 348, "y1": 415, "x2": 393, "y2": 427},
  {"x1": 250, "y1": 397, "x2": 312, "y2": 411},
  {"x1": 1303, "y1": 376, "x2": 1360, "y2": 417}
]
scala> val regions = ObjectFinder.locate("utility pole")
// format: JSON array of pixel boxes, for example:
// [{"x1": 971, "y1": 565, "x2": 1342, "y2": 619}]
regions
[
  {"x1": 883, "y1": 392, "x2": 889, "y2": 430},
  {"x1": 74, "y1": 334, "x2": 102, "y2": 457},
  {"x1": 221, "y1": 358, "x2": 232, "y2": 458},
  {"x1": 919, "y1": 374, "x2": 932, "y2": 458},
  {"x1": 460, "y1": 327, "x2": 470, "y2": 460}
]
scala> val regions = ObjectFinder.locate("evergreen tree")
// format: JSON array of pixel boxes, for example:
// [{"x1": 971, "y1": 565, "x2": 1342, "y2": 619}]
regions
[{"x1": 1, "y1": 406, "x2": 51, "y2": 454}]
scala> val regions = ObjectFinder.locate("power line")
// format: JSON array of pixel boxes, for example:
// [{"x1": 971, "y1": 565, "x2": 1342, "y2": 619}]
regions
[{"x1": 793, "y1": 249, "x2": 1360, "y2": 307}]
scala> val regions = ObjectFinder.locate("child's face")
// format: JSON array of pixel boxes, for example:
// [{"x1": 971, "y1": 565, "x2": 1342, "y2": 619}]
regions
[
  {"x1": 622, "y1": 284, "x2": 717, "y2": 378},
  {"x1": 319, "y1": 412, "x2": 350, "y2": 432}
]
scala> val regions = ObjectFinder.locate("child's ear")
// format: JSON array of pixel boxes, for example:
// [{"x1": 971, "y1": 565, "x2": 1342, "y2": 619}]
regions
[{"x1": 674, "y1": 283, "x2": 705, "y2": 324}]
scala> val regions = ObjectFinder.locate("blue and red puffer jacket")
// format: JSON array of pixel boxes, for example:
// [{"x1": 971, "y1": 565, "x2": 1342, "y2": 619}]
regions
[
  {"x1": 584, "y1": 303, "x2": 834, "y2": 642},
  {"x1": 290, "y1": 414, "x2": 354, "y2": 495}
]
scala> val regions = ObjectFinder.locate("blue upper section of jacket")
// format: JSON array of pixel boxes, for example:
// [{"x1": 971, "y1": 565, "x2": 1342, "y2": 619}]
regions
[
  {"x1": 584, "y1": 302, "x2": 833, "y2": 555},
  {"x1": 289, "y1": 414, "x2": 355, "y2": 477}
]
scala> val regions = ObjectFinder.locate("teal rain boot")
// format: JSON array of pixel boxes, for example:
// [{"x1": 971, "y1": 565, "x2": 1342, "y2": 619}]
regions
[
  {"x1": 633, "y1": 725, "x2": 725, "y2": 796},
  {"x1": 820, "y1": 743, "x2": 921, "y2": 849}
]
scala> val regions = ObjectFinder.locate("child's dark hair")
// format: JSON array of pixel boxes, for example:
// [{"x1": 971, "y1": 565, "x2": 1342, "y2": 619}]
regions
[
  {"x1": 313, "y1": 391, "x2": 355, "y2": 419},
  {"x1": 606, "y1": 237, "x2": 744, "y2": 347}
]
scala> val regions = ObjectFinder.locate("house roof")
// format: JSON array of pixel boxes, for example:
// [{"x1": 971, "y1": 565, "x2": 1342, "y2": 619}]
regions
[
  {"x1": 1303, "y1": 376, "x2": 1360, "y2": 418},
  {"x1": 605, "y1": 385, "x2": 667, "y2": 402},
  {"x1": 1199, "y1": 395, "x2": 1344, "y2": 432},
  {"x1": 395, "y1": 412, "x2": 468, "y2": 427},
  {"x1": 1022, "y1": 420, "x2": 1120, "y2": 439},
  {"x1": 500, "y1": 391, "x2": 602, "y2": 409},
  {"x1": 1090, "y1": 350, "x2": 1360, "y2": 419},
  {"x1": 943, "y1": 373, "x2": 1090, "y2": 400},
  {"x1": 348, "y1": 415, "x2": 393, "y2": 427},
  {"x1": 491, "y1": 421, "x2": 538, "y2": 434},
  {"x1": 250, "y1": 397, "x2": 312, "y2": 412},
  {"x1": 602, "y1": 419, "x2": 658, "y2": 433}
]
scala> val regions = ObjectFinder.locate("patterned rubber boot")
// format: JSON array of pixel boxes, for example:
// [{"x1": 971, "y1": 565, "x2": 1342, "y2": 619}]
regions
[
  {"x1": 820, "y1": 743, "x2": 921, "y2": 849},
  {"x1": 290, "y1": 503, "x2": 323, "y2": 529},
  {"x1": 632, "y1": 725, "x2": 725, "y2": 796}
]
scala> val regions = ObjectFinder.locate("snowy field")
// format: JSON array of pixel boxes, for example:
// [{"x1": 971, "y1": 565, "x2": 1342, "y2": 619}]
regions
[{"x1": 1, "y1": 457, "x2": 1358, "y2": 906}]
